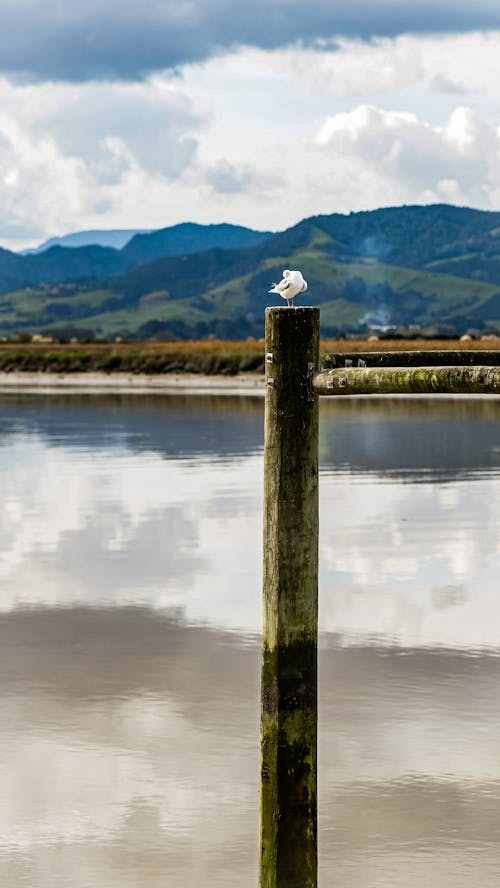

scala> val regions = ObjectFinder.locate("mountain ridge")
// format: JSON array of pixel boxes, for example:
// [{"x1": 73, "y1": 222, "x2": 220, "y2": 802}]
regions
[
  {"x1": 2, "y1": 204, "x2": 500, "y2": 339},
  {"x1": 0, "y1": 222, "x2": 273, "y2": 294},
  {"x1": 22, "y1": 229, "x2": 152, "y2": 254}
]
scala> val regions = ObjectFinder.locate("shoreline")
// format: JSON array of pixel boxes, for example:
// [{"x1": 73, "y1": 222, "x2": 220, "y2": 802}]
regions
[
  {"x1": 0, "y1": 371, "x2": 266, "y2": 395},
  {"x1": 0, "y1": 371, "x2": 498, "y2": 400}
]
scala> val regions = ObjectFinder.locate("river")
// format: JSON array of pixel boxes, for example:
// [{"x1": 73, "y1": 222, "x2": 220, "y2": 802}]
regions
[{"x1": 0, "y1": 392, "x2": 499, "y2": 886}]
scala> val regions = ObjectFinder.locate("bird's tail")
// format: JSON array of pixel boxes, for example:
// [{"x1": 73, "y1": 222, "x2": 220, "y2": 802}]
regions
[{"x1": 268, "y1": 286, "x2": 279, "y2": 294}]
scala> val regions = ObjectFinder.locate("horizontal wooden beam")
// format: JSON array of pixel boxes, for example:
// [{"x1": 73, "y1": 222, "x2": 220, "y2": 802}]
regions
[
  {"x1": 313, "y1": 365, "x2": 500, "y2": 396},
  {"x1": 322, "y1": 350, "x2": 500, "y2": 369}
]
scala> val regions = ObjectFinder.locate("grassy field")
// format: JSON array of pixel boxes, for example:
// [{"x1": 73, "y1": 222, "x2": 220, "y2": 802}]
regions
[{"x1": 0, "y1": 338, "x2": 498, "y2": 375}]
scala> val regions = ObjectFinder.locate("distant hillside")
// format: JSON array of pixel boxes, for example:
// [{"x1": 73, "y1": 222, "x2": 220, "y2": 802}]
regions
[
  {"x1": 0, "y1": 222, "x2": 273, "y2": 295},
  {"x1": 0, "y1": 244, "x2": 132, "y2": 292},
  {"x1": 121, "y1": 222, "x2": 273, "y2": 266},
  {"x1": 2, "y1": 204, "x2": 500, "y2": 339},
  {"x1": 22, "y1": 222, "x2": 271, "y2": 261},
  {"x1": 24, "y1": 229, "x2": 152, "y2": 254}
]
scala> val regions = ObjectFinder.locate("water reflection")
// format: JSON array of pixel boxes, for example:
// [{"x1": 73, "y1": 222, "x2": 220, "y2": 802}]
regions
[
  {"x1": 0, "y1": 392, "x2": 264, "y2": 459},
  {"x1": 0, "y1": 608, "x2": 260, "y2": 887},
  {"x1": 320, "y1": 396, "x2": 500, "y2": 482},
  {"x1": 0, "y1": 394, "x2": 499, "y2": 647},
  {"x1": 1, "y1": 392, "x2": 498, "y2": 477},
  {"x1": 2, "y1": 609, "x2": 500, "y2": 886},
  {"x1": 0, "y1": 392, "x2": 499, "y2": 886}
]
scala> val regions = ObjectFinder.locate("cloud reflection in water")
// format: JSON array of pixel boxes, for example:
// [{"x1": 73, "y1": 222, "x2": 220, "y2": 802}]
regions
[
  {"x1": 0, "y1": 394, "x2": 499, "y2": 649},
  {"x1": 0, "y1": 393, "x2": 500, "y2": 887}
]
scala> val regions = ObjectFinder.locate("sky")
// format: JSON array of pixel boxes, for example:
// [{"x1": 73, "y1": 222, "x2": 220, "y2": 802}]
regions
[{"x1": 2, "y1": 1, "x2": 500, "y2": 249}]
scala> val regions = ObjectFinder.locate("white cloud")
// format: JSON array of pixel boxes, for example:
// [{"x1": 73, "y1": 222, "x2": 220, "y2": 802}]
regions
[
  {"x1": 42, "y1": 82, "x2": 201, "y2": 179},
  {"x1": 312, "y1": 103, "x2": 500, "y2": 207},
  {"x1": 0, "y1": 78, "x2": 206, "y2": 245},
  {"x1": 210, "y1": 32, "x2": 500, "y2": 103},
  {"x1": 0, "y1": 113, "x2": 88, "y2": 242}
]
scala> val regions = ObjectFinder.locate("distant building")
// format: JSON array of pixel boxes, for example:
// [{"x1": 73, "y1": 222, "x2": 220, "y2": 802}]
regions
[{"x1": 31, "y1": 334, "x2": 54, "y2": 344}]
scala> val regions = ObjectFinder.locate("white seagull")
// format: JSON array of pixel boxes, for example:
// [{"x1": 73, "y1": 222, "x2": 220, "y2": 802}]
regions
[{"x1": 269, "y1": 269, "x2": 308, "y2": 307}]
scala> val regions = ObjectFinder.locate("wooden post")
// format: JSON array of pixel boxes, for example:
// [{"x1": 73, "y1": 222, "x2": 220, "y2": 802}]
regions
[{"x1": 260, "y1": 306, "x2": 320, "y2": 888}]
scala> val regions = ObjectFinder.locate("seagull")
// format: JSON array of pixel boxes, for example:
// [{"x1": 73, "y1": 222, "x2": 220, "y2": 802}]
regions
[{"x1": 269, "y1": 269, "x2": 308, "y2": 307}]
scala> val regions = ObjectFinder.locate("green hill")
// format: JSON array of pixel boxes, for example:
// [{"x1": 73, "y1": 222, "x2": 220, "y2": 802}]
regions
[
  {"x1": 0, "y1": 222, "x2": 272, "y2": 296},
  {"x1": 2, "y1": 205, "x2": 500, "y2": 339}
]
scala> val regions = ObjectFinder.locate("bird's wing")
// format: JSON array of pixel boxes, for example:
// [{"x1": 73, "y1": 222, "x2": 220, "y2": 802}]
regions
[{"x1": 269, "y1": 277, "x2": 292, "y2": 293}]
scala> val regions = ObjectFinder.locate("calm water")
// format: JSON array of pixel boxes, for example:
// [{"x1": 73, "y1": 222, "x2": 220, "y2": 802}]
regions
[{"x1": 0, "y1": 392, "x2": 499, "y2": 887}]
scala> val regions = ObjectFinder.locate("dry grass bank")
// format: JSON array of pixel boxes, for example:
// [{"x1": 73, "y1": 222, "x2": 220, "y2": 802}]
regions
[{"x1": 0, "y1": 338, "x2": 498, "y2": 375}]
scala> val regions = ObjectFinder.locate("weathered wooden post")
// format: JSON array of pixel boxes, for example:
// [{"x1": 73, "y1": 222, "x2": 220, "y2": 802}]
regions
[{"x1": 260, "y1": 306, "x2": 320, "y2": 888}]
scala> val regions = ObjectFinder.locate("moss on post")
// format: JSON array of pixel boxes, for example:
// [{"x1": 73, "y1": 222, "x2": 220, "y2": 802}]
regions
[
  {"x1": 313, "y1": 365, "x2": 500, "y2": 396},
  {"x1": 260, "y1": 306, "x2": 320, "y2": 888}
]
